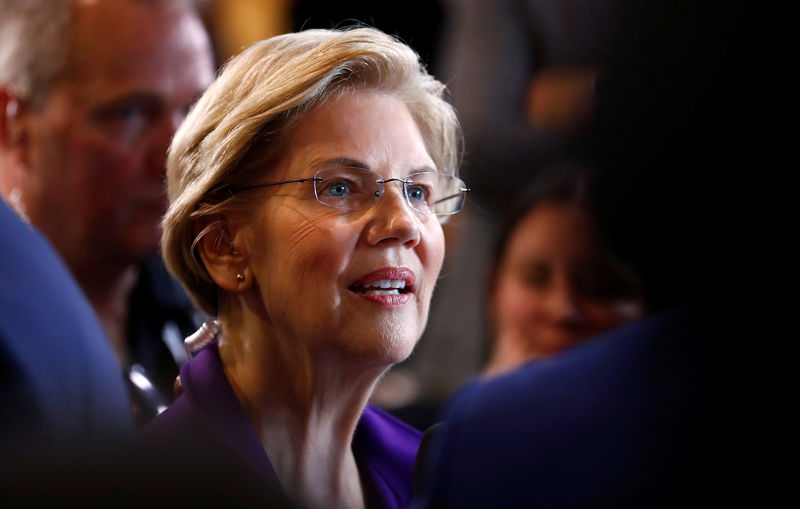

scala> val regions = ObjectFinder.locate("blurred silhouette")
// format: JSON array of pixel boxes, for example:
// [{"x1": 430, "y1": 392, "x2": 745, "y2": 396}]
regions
[
  {"x1": 408, "y1": 0, "x2": 630, "y2": 413},
  {"x1": 417, "y1": 0, "x2": 754, "y2": 506},
  {"x1": 1, "y1": 198, "x2": 132, "y2": 505}
]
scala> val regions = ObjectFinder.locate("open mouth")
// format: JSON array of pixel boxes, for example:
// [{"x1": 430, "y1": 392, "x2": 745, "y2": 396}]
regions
[
  {"x1": 348, "y1": 267, "x2": 416, "y2": 299},
  {"x1": 349, "y1": 279, "x2": 413, "y2": 296}
]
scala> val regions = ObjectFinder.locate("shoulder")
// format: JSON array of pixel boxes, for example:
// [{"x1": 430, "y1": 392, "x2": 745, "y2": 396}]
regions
[
  {"x1": 0, "y1": 201, "x2": 131, "y2": 445},
  {"x1": 423, "y1": 306, "x2": 711, "y2": 507},
  {"x1": 450, "y1": 305, "x2": 705, "y2": 423},
  {"x1": 135, "y1": 344, "x2": 286, "y2": 506},
  {"x1": 358, "y1": 404, "x2": 423, "y2": 456},
  {"x1": 137, "y1": 342, "x2": 234, "y2": 444},
  {"x1": 354, "y1": 405, "x2": 422, "y2": 508}
]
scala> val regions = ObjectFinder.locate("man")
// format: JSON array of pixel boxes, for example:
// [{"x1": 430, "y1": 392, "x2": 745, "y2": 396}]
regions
[{"x1": 0, "y1": 0, "x2": 215, "y2": 423}]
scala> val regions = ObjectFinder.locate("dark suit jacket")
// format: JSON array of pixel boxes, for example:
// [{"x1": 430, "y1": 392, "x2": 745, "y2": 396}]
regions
[
  {"x1": 1, "y1": 199, "x2": 132, "y2": 502},
  {"x1": 418, "y1": 306, "x2": 722, "y2": 508}
]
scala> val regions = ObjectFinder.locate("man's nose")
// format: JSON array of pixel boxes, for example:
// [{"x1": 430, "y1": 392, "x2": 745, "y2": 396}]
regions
[{"x1": 146, "y1": 111, "x2": 185, "y2": 178}]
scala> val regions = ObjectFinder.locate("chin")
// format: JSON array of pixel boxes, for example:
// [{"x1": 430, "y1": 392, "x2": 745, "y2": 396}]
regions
[{"x1": 341, "y1": 328, "x2": 419, "y2": 368}]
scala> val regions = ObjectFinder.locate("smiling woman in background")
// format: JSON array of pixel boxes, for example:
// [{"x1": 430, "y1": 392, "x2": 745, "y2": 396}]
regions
[
  {"x1": 140, "y1": 27, "x2": 465, "y2": 509},
  {"x1": 484, "y1": 167, "x2": 644, "y2": 377}
]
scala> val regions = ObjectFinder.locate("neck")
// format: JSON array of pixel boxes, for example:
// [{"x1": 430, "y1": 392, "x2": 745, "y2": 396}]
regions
[
  {"x1": 218, "y1": 305, "x2": 387, "y2": 509},
  {"x1": 75, "y1": 262, "x2": 140, "y2": 366}
]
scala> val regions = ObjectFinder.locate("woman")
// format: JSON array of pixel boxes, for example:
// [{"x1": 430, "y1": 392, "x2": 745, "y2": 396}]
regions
[
  {"x1": 141, "y1": 28, "x2": 465, "y2": 509},
  {"x1": 484, "y1": 166, "x2": 644, "y2": 377}
]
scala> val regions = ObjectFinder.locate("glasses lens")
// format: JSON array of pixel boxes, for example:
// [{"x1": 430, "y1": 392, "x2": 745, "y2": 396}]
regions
[
  {"x1": 313, "y1": 167, "x2": 467, "y2": 215},
  {"x1": 407, "y1": 172, "x2": 466, "y2": 215},
  {"x1": 313, "y1": 167, "x2": 377, "y2": 210}
]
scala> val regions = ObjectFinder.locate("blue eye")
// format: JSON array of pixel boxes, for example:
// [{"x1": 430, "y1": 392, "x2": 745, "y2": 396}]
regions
[
  {"x1": 406, "y1": 184, "x2": 430, "y2": 203},
  {"x1": 322, "y1": 180, "x2": 351, "y2": 198}
]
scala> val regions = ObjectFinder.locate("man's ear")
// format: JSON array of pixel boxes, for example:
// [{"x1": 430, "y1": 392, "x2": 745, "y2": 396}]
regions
[
  {"x1": 0, "y1": 88, "x2": 27, "y2": 151},
  {"x1": 0, "y1": 88, "x2": 32, "y2": 192},
  {"x1": 196, "y1": 222, "x2": 253, "y2": 294}
]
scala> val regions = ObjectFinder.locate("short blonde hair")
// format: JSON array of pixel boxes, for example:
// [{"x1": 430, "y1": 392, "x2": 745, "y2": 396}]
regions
[{"x1": 162, "y1": 27, "x2": 462, "y2": 316}]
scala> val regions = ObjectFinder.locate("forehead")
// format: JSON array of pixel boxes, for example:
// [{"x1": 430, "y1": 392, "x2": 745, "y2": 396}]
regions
[
  {"x1": 279, "y1": 90, "x2": 434, "y2": 176},
  {"x1": 506, "y1": 202, "x2": 596, "y2": 261},
  {"x1": 64, "y1": 0, "x2": 213, "y2": 97}
]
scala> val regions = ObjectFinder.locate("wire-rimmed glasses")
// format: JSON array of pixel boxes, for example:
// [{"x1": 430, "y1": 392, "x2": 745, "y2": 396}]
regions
[{"x1": 230, "y1": 167, "x2": 470, "y2": 216}]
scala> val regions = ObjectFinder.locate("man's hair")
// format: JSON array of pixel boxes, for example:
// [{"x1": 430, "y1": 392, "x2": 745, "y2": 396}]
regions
[
  {"x1": 162, "y1": 27, "x2": 462, "y2": 316},
  {"x1": 0, "y1": 0, "x2": 72, "y2": 109},
  {"x1": 0, "y1": 0, "x2": 201, "y2": 109}
]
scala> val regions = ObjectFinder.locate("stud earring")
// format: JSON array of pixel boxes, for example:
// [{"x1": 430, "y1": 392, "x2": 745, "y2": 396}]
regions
[
  {"x1": 229, "y1": 242, "x2": 240, "y2": 255},
  {"x1": 236, "y1": 273, "x2": 245, "y2": 282}
]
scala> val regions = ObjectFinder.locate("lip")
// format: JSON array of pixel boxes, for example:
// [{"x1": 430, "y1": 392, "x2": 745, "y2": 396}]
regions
[{"x1": 348, "y1": 267, "x2": 416, "y2": 306}]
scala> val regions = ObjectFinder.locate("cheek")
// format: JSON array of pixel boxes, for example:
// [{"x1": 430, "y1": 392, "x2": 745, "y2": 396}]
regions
[
  {"x1": 260, "y1": 213, "x2": 355, "y2": 292},
  {"x1": 33, "y1": 128, "x2": 131, "y2": 214},
  {"x1": 72, "y1": 134, "x2": 144, "y2": 185},
  {"x1": 493, "y1": 278, "x2": 543, "y2": 328}
]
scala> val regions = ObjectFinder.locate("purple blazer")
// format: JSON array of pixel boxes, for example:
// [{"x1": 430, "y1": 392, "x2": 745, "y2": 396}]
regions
[{"x1": 139, "y1": 341, "x2": 421, "y2": 508}]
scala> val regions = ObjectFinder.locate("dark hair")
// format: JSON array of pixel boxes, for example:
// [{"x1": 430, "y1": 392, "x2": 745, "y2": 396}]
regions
[{"x1": 492, "y1": 161, "x2": 593, "y2": 267}]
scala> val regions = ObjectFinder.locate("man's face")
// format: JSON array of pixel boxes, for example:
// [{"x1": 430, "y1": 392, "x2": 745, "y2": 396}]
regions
[{"x1": 21, "y1": 0, "x2": 214, "y2": 269}]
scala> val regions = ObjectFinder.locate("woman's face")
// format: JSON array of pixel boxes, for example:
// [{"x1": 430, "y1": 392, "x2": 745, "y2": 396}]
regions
[
  {"x1": 239, "y1": 90, "x2": 445, "y2": 364},
  {"x1": 491, "y1": 202, "x2": 644, "y2": 361}
]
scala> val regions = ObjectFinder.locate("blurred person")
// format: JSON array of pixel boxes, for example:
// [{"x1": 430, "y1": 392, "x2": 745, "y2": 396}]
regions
[
  {"x1": 408, "y1": 0, "x2": 627, "y2": 411},
  {"x1": 437, "y1": 0, "x2": 624, "y2": 210},
  {"x1": 139, "y1": 27, "x2": 465, "y2": 508},
  {"x1": 0, "y1": 0, "x2": 215, "y2": 424},
  {"x1": 1, "y1": 199, "x2": 132, "y2": 505},
  {"x1": 484, "y1": 167, "x2": 644, "y2": 377}
]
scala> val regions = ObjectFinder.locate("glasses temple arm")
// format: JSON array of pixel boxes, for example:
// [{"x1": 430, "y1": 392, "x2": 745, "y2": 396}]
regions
[{"x1": 434, "y1": 188, "x2": 470, "y2": 204}]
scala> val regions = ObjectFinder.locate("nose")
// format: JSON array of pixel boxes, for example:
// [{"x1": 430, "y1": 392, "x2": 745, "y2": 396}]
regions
[
  {"x1": 363, "y1": 182, "x2": 421, "y2": 248},
  {"x1": 544, "y1": 276, "x2": 584, "y2": 329},
  {"x1": 146, "y1": 111, "x2": 185, "y2": 179}
]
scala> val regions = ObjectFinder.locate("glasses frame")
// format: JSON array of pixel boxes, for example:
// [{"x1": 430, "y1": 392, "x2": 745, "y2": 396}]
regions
[{"x1": 229, "y1": 167, "x2": 470, "y2": 216}]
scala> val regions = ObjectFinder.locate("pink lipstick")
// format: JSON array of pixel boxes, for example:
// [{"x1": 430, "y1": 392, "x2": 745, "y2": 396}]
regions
[{"x1": 348, "y1": 267, "x2": 415, "y2": 306}]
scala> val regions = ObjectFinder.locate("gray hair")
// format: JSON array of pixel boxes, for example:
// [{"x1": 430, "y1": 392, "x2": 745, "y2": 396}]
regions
[
  {"x1": 162, "y1": 27, "x2": 462, "y2": 316},
  {"x1": 0, "y1": 0, "x2": 203, "y2": 108},
  {"x1": 0, "y1": 0, "x2": 72, "y2": 108}
]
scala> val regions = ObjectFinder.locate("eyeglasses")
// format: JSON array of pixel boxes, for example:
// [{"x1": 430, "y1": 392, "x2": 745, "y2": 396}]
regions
[{"x1": 230, "y1": 167, "x2": 470, "y2": 216}]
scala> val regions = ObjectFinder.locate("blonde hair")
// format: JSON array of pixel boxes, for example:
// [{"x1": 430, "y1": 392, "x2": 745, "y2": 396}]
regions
[{"x1": 162, "y1": 27, "x2": 461, "y2": 316}]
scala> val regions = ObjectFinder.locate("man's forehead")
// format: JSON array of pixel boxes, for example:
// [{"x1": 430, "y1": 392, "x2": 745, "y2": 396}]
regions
[
  {"x1": 69, "y1": 0, "x2": 207, "y2": 63},
  {"x1": 63, "y1": 0, "x2": 213, "y2": 93}
]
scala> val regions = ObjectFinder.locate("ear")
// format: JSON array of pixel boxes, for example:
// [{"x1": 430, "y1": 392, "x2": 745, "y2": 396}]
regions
[
  {"x1": 0, "y1": 88, "x2": 31, "y2": 190},
  {"x1": 0, "y1": 88, "x2": 27, "y2": 152},
  {"x1": 196, "y1": 221, "x2": 253, "y2": 294}
]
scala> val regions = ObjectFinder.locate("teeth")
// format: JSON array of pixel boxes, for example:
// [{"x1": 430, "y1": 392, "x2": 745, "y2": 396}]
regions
[{"x1": 360, "y1": 279, "x2": 406, "y2": 290}]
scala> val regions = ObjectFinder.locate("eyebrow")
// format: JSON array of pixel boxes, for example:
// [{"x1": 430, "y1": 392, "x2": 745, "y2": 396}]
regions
[
  {"x1": 312, "y1": 157, "x2": 438, "y2": 175},
  {"x1": 313, "y1": 157, "x2": 369, "y2": 170}
]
